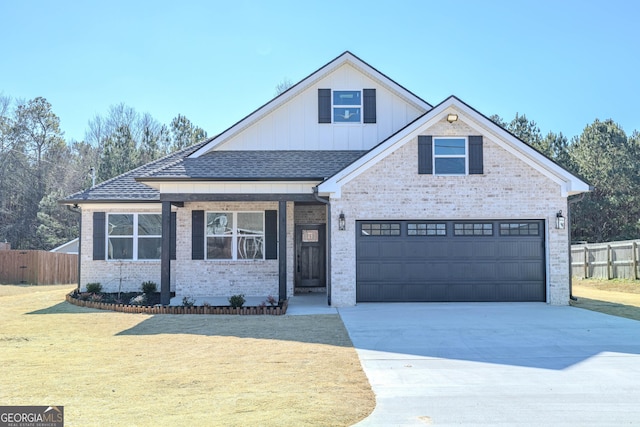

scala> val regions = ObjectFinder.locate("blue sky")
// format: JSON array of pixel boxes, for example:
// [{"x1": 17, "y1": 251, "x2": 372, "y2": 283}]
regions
[{"x1": 1, "y1": 0, "x2": 638, "y2": 143}]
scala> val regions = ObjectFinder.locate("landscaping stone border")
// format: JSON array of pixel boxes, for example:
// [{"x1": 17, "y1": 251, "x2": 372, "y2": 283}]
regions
[{"x1": 65, "y1": 293, "x2": 288, "y2": 315}]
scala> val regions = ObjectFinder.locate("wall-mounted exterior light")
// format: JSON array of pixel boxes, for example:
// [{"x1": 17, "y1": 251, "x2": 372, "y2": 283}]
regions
[
  {"x1": 446, "y1": 113, "x2": 458, "y2": 123},
  {"x1": 556, "y1": 210, "x2": 565, "y2": 229},
  {"x1": 339, "y1": 212, "x2": 346, "y2": 231}
]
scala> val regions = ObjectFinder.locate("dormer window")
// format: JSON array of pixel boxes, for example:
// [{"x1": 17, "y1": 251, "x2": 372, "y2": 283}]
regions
[
  {"x1": 318, "y1": 88, "x2": 376, "y2": 124},
  {"x1": 333, "y1": 91, "x2": 361, "y2": 123}
]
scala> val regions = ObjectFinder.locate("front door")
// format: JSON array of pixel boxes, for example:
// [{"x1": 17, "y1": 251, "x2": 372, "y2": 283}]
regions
[{"x1": 295, "y1": 225, "x2": 326, "y2": 288}]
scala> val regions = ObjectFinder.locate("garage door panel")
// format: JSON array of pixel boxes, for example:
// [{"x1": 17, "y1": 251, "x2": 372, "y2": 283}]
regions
[
  {"x1": 449, "y1": 240, "x2": 474, "y2": 257},
  {"x1": 519, "y1": 241, "x2": 544, "y2": 258},
  {"x1": 356, "y1": 262, "x2": 379, "y2": 281},
  {"x1": 471, "y1": 241, "x2": 497, "y2": 258},
  {"x1": 357, "y1": 241, "x2": 380, "y2": 258},
  {"x1": 520, "y1": 262, "x2": 545, "y2": 280},
  {"x1": 495, "y1": 261, "x2": 523, "y2": 280},
  {"x1": 404, "y1": 262, "x2": 429, "y2": 280},
  {"x1": 448, "y1": 284, "x2": 477, "y2": 301},
  {"x1": 423, "y1": 261, "x2": 450, "y2": 280},
  {"x1": 380, "y1": 241, "x2": 405, "y2": 258},
  {"x1": 406, "y1": 241, "x2": 449, "y2": 258},
  {"x1": 356, "y1": 220, "x2": 545, "y2": 302},
  {"x1": 470, "y1": 262, "x2": 497, "y2": 280},
  {"x1": 379, "y1": 262, "x2": 404, "y2": 280},
  {"x1": 472, "y1": 283, "x2": 497, "y2": 301},
  {"x1": 495, "y1": 283, "x2": 543, "y2": 301},
  {"x1": 406, "y1": 283, "x2": 428, "y2": 300}
]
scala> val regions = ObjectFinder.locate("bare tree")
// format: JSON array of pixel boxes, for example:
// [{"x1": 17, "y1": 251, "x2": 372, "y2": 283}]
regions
[{"x1": 274, "y1": 78, "x2": 294, "y2": 96}]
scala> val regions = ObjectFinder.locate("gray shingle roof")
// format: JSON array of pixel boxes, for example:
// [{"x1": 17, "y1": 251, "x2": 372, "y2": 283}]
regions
[
  {"x1": 61, "y1": 140, "x2": 210, "y2": 203},
  {"x1": 62, "y1": 147, "x2": 366, "y2": 203},
  {"x1": 141, "y1": 150, "x2": 367, "y2": 181}
]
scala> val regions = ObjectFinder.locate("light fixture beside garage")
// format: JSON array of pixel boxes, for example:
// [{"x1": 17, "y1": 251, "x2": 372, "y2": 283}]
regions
[
  {"x1": 339, "y1": 212, "x2": 346, "y2": 231},
  {"x1": 556, "y1": 211, "x2": 565, "y2": 229}
]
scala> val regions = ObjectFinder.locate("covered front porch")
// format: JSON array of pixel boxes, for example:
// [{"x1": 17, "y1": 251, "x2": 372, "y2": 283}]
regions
[{"x1": 157, "y1": 195, "x2": 332, "y2": 306}]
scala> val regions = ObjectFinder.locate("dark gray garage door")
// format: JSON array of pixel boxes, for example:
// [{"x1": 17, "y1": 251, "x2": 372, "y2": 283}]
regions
[{"x1": 356, "y1": 220, "x2": 545, "y2": 302}]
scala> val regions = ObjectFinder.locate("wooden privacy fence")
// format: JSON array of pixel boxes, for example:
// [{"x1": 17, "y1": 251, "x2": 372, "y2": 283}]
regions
[
  {"x1": 0, "y1": 250, "x2": 78, "y2": 285},
  {"x1": 571, "y1": 240, "x2": 640, "y2": 280}
]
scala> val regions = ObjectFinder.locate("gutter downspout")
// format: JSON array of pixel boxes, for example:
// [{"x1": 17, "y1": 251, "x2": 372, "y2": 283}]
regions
[
  {"x1": 66, "y1": 204, "x2": 82, "y2": 292},
  {"x1": 313, "y1": 186, "x2": 331, "y2": 306},
  {"x1": 568, "y1": 192, "x2": 587, "y2": 301}
]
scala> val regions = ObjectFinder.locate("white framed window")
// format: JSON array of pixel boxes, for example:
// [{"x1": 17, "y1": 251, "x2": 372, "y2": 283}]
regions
[
  {"x1": 206, "y1": 212, "x2": 265, "y2": 260},
  {"x1": 433, "y1": 137, "x2": 467, "y2": 175},
  {"x1": 107, "y1": 213, "x2": 162, "y2": 260},
  {"x1": 333, "y1": 90, "x2": 361, "y2": 123}
]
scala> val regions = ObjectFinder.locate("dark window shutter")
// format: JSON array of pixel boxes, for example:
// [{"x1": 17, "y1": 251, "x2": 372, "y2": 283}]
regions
[
  {"x1": 93, "y1": 212, "x2": 106, "y2": 260},
  {"x1": 469, "y1": 135, "x2": 484, "y2": 175},
  {"x1": 418, "y1": 135, "x2": 433, "y2": 174},
  {"x1": 265, "y1": 210, "x2": 278, "y2": 260},
  {"x1": 363, "y1": 89, "x2": 376, "y2": 123},
  {"x1": 170, "y1": 212, "x2": 177, "y2": 260},
  {"x1": 318, "y1": 89, "x2": 331, "y2": 123},
  {"x1": 192, "y1": 210, "x2": 204, "y2": 260}
]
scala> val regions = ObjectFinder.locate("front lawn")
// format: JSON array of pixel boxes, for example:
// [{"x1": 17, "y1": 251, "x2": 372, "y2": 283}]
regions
[
  {"x1": 0, "y1": 285, "x2": 374, "y2": 426},
  {"x1": 572, "y1": 278, "x2": 640, "y2": 321}
]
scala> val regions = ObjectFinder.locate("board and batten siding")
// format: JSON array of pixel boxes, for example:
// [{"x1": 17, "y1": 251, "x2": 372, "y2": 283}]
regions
[{"x1": 217, "y1": 63, "x2": 425, "y2": 151}]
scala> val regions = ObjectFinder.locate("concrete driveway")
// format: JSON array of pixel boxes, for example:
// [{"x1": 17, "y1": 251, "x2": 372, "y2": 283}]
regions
[{"x1": 338, "y1": 303, "x2": 640, "y2": 426}]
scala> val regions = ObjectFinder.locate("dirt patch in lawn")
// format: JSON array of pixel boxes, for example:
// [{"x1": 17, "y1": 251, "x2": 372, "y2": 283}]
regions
[
  {"x1": 571, "y1": 278, "x2": 640, "y2": 321},
  {"x1": 0, "y1": 284, "x2": 375, "y2": 426}
]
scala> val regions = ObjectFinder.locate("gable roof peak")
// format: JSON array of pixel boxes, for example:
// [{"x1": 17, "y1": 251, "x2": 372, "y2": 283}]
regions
[{"x1": 189, "y1": 51, "x2": 433, "y2": 158}]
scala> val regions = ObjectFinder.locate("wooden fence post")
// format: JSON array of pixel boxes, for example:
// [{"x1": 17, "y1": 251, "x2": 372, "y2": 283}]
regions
[
  {"x1": 607, "y1": 244, "x2": 612, "y2": 280},
  {"x1": 633, "y1": 242, "x2": 638, "y2": 280}
]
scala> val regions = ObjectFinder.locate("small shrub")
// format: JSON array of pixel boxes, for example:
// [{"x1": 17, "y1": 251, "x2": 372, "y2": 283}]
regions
[
  {"x1": 86, "y1": 283, "x2": 102, "y2": 293},
  {"x1": 182, "y1": 296, "x2": 195, "y2": 307},
  {"x1": 141, "y1": 281, "x2": 158, "y2": 294},
  {"x1": 89, "y1": 293, "x2": 103, "y2": 302},
  {"x1": 259, "y1": 301, "x2": 267, "y2": 308},
  {"x1": 79, "y1": 292, "x2": 92, "y2": 301},
  {"x1": 266, "y1": 295, "x2": 278, "y2": 306},
  {"x1": 228, "y1": 294, "x2": 245, "y2": 308},
  {"x1": 129, "y1": 294, "x2": 147, "y2": 305},
  {"x1": 202, "y1": 302, "x2": 211, "y2": 308}
]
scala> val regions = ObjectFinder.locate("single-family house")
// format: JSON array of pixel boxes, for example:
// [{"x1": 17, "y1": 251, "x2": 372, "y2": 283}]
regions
[{"x1": 61, "y1": 51, "x2": 590, "y2": 306}]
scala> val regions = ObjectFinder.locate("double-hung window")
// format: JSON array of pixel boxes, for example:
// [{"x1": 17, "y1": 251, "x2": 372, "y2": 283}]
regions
[
  {"x1": 206, "y1": 212, "x2": 265, "y2": 260},
  {"x1": 333, "y1": 90, "x2": 361, "y2": 123},
  {"x1": 433, "y1": 137, "x2": 467, "y2": 175},
  {"x1": 107, "y1": 213, "x2": 162, "y2": 260}
]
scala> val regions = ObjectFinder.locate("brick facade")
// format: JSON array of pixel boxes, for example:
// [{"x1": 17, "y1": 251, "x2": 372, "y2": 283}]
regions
[
  {"x1": 80, "y1": 201, "x2": 296, "y2": 299},
  {"x1": 80, "y1": 206, "x2": 172, "y2": 293},
  {"x1": 329, "y1": 118, "x2": 570, "y2": 306},
  {"x1": 80, "y1": 120, "x2": 571, "y2": 306}
]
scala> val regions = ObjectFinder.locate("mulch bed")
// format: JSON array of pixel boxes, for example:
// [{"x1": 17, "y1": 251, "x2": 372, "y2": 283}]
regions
[{"x1": 66, "y1": 291, "x2": 287, "y2": 315}]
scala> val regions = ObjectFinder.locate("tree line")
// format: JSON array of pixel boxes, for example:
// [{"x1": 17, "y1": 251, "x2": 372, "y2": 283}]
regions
[
  {"x1": 0, "y1": 95, "x2": 206, "y2": 250},
  {"x1": 490, "y1": 113, "x2": 640, "y2": 243},
  {"x1": 0, "y1": 94, "x2": 638, "y2": 250}
]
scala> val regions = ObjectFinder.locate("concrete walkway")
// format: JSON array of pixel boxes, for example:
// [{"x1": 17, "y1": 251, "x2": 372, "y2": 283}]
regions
[
  {"x1": 338, "y1": 302, "x2": 640, "y2": 426},
  {"x1": 286, "y1": 293, "x2": 337, "y2": 315}
]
